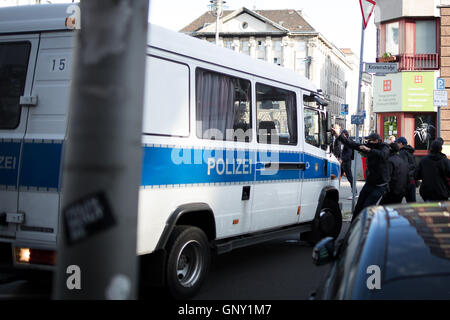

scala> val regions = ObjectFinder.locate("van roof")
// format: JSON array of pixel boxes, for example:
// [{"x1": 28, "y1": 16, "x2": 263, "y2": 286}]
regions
[{"x1": 0, "y1": 3, "x2": 318, "y2": 94}]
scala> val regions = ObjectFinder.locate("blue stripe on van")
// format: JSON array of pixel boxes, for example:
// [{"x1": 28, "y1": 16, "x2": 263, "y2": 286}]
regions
[
  {"x1": 19, "y1": 141, "x2": 63, "y2": 191},
  {"x1": 141, "y1": 145, "x2": 337, "y2": 187},
  {"x1": 1, "y1": 141, "x2": 339, "y2": 191},
  {"x1": 0, "y1": 140, "x2": 21, "y2": 188}
]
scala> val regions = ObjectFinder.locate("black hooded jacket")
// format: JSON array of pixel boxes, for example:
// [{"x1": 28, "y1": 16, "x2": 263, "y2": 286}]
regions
[
  {"x1": 398, "y1": 145, "x2": 416, "y2": 181},
  {"x1": 387, "y1": 152, "x2": 409, "y2": 195},
  {"x1": 337, "y1": 134, "x2": 391, "y2": 186},
  {"x1": 415, "y1": 152, "x2": 450, "y2": 201}
]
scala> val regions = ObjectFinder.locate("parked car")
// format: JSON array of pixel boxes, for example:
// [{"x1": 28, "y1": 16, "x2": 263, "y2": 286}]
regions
[{"x1": 311, "y1": 202, "x2": 450, "y2": 299}]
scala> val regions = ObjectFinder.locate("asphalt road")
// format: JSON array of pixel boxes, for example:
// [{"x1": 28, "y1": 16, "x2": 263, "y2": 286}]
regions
[{"x1": 0, "y1": 181, "x2": 358, "y2": 300}]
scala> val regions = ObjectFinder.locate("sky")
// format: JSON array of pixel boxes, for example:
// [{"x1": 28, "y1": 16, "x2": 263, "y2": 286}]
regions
[
  {"x1": 149, "y1": 0, "x2": 377, "y2": 62},
  {"x1": 0, "y1": 0, "x2": 377, "y2": 62}
]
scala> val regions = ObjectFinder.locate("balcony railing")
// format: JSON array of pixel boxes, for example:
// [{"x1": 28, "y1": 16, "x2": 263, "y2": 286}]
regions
[{"x1": 377, "y1": 53, "x2": 439, "y2": 71}]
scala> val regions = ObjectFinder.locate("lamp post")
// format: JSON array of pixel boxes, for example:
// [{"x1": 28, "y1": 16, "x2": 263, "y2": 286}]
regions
[{"x1": 210, "y1": 0, "x2": 226, "y2": 45}]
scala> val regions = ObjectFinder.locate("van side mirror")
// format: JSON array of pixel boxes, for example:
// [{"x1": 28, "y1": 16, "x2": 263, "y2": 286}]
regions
[{"x1": 312, "y1": 237, "x2": 336, "y2": 266}]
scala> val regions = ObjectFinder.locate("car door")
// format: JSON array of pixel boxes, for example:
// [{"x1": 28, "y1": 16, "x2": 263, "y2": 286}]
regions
[
  {"x1": 250, "y1": 81, "x2": 302, "y2": 231},
  {"x1": 0, "y1": 34, "x2": 39, "y2": 239}
]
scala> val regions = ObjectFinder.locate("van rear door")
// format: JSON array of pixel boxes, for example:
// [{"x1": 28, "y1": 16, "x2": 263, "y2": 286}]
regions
[{"x1": 0, "y1": 34, "x2": 39, "y2": 239}]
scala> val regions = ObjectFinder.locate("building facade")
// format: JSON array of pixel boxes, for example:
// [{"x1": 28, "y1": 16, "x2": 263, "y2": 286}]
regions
[
  {"x1": 439, "y1": 1, "x2": 450, "y2": 156},
  {"x1": 374, "y1": 0, "x2": 441, "y2": 158},
  {"x1": 181, "y1": 7, "x2": 354, "y2": 127}
]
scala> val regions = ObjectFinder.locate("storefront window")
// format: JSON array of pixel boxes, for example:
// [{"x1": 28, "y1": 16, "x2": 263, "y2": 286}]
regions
[
  {"x1": 414, "y1": 114, "x2": 436, "y2": 150},
  {"x1": 383, "y1": 116, "x2": 398, "y2": 142}
]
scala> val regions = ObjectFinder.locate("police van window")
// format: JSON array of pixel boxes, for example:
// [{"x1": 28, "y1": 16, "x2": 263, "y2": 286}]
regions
[
  {"x1": 196, "y1": 68, "x2": 252, "y2": 142},
  {"x1": 143, "y1": 56, "x2": 190, "y2": 137},
  {"x1": 304, "y1": 108, "x2": 320, "y2": 148},
  {"x1": 0, "y1": 42, "x2": 31, "y2": 130},
  {"x1": 256, "y1": 83, "x2": 297, "y2": 145}
]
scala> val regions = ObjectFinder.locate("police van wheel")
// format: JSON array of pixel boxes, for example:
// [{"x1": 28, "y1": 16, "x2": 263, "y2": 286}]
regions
[
  {"x1": 301, "y1": 199, "x2": 342, "y2": 245},
  {"x1": 165, "y1": 226, "x2": 210, "y2": 299}
]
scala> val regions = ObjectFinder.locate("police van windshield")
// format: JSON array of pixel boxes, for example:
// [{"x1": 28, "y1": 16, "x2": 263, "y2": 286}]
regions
[{"x1": 0, "y1": 42, "x2": 31, "y2": 129}]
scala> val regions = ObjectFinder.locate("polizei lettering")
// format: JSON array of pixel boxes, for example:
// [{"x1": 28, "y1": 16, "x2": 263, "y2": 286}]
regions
[
  {"x1": 0, "y1": 156, "x2": 17, "y2": 170},
  {"x1": 207, "y1": 158, "x2": 252, "y2": 176}
]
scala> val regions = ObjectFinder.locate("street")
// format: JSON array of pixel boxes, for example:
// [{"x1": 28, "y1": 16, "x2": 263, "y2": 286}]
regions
[{"x1": 0, "y1": 181, "x2": 361, "y2": 300}]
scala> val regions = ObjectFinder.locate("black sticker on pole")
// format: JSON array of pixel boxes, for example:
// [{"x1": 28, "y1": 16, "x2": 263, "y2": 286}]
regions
[{"x1": 63, "y1": 192, "x2": 116, "y2": 246}]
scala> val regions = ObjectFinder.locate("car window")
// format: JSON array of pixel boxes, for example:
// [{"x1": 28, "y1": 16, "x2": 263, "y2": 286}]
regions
[
  {"x1": 332, "y1": 215, "x2": 365, "y2": 298},
  {"x1": 0, "y1": 42, "x2": 31, "y2": 129}
]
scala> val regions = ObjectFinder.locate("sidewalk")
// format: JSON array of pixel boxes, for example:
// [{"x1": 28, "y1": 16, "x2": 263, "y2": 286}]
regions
[{"x1": 339, "y1": 178, "x2": 424, "y2": 221}]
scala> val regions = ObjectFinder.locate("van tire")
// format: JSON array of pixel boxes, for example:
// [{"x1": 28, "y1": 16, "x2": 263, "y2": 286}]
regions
[
  {"x1": 301, "y1": 198, "x2": 342, "y2": 245},
  {"x1": 165, "y1": 226, "x2": 210, "y2": 299}
]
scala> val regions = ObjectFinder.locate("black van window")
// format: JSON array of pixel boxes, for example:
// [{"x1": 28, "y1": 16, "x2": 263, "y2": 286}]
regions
[
  {"x1": 256, "y1": 83, "x2": 297, "y2": 145},
  {"x1": 0, "y1": 42, "x2": 31, "y2": 129}
]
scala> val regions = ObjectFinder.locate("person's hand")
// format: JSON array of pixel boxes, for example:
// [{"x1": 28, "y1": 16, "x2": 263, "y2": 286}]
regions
[
  {"x1": 331, "y1": 124, "x2": 341, "y2": 137},
  {"x1": 360, "y1": 145, "x2": 371, "y2": 152}
]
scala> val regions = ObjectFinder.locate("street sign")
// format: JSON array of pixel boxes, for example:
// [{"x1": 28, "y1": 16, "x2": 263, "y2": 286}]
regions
[
  {"x1": 437, "y1": 78, "x2": 446, "y2": 90},
  {"x1": 434, "y1": 90, "x2": 448, "y2": 107},
  {"x1": 359, "y1": 0, "x2": 376, "y2": 29},
  {"x1": 365, "y1": 62, "x2": 398, "y2": 74},
  {"x1": 351, "y1": 114, "x2": 365, "y2": 125},
  {"x1": 341, "y1": 104, "x2": 349, "y2": 115}
]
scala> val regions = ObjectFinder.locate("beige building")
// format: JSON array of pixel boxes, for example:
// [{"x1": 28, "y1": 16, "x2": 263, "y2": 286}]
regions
[{"x1": 181, "y1": 7, "x2": 355, "y2": 128}]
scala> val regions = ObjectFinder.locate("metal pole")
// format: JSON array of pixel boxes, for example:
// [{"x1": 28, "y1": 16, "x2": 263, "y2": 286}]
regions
[
  {"x1": 352, "y1": 19, "x2": 365, "y2": 214},
  {"x1": 53, "y1": 0, "x2": 149, "y2": 299},
  {"x1": 438, "y1": 106, "x2": 441, "y2": 138}
]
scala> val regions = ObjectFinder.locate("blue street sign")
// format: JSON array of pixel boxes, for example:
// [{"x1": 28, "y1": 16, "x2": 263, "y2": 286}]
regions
[
  {"x1": 362, "y1": 110, "x2": 366, "y2": 119},
  {"x1": 437, "y1": 78, "x2": 446, "y2": 90},
  {"x1": 341, "y1": 104, "x2": 349, "y2": 115},
  {"x1": 351, "y1": 115, "x2": 365, "y2": 125}
]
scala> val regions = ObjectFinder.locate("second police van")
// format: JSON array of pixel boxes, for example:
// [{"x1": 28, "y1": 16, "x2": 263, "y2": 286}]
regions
[{"x1": 0, "y1": 4, "x2": 342, "y2": 298}]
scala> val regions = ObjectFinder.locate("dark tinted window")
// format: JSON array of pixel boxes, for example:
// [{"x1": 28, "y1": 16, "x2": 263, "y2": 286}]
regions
[
  {"x1": 0, "y1": 42, "x2": 31, "y2": 129},
  {"x1": 196, "y1": 68, "x2": 251, "y2": 142},
  {"x1": 256, "y1": 83, "x2": 297, "y2": 145}
]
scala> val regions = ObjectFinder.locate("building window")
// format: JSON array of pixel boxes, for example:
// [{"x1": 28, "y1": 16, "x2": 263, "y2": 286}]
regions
[
  {"x1": 415, "y1": 20, "x2": 436, "y2": 54},
  {"x1": 196, "y1": 68, "x2": 252, "y2": 142},
  {"x1": 257, "y1": 40, "x2": 265, "y2": 51},
  {"x1": 256, "y1": 83, "x2": 297, "y2": 145},
  {"x1": 224, "y1": 40, "x2": 233, "y2": 50},
  {"x1": 241, "y1": 40, "x2": 250, "y2": 54},
  {"x1": 383, "y1": 116, "x2": 398, "y2": 142},
  {"x1": 274, "y1": 40, "x2": 282, "y2": 52},
  {"x1": 414, "y1": 114, "x2": 436, "y2": 150},
  {"x1": 386, "y1": 22, "x2": 399, "y2": 55}
]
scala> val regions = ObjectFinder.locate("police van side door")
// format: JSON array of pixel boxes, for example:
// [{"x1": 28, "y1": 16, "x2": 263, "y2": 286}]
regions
[
  {"x1": 0, "y1": 34, "x2": 39, "y2": 239},
  {"x1": 300, "y1": 94, "x2": 329, "y2": 223},
  {"x1": 17, "y1": 32, "x2": 73, "y2": 244}
]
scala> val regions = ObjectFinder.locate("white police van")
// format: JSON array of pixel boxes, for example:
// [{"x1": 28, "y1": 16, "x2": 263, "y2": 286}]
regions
[{"x1": 0, "y1": 4, "x2": 342, "y2": 298}]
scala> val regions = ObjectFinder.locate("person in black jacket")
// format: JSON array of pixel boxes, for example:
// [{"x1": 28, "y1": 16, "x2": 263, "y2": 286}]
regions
[
  {"x1": 380, "y1": 143, "x2": 409, "y2": 205},
  {"x1": 415, "y1": 139, "x2": 450, "y2": 201},
  {"x1": 340, "y1": 129, "x2": 357, "y2": 198},
  {"x1": 331, "y1": 126, "x2": 390, "y2": 221},
  {"x1": 396, "y1": 137, "x2": 417, "y2": 202}
]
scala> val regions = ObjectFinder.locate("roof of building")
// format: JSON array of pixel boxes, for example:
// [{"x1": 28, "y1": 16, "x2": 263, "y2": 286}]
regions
[{"x1": 180, "y1": 8, "x2": 316, "y2": 33}]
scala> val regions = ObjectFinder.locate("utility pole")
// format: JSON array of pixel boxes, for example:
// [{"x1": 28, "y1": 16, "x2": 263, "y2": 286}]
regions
[
  {"x1": 352, "y1": 19, "x2": 365, "y2": 214},
  {"x1": 210, "y1": 0, "x2": 226, "y2": 45},
  {"x1": 53, "y1": 0, "x2": 149, "y2": 299}
]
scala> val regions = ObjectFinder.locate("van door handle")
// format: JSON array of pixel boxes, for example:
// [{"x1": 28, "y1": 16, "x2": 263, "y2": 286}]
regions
[
  {"x1": 20, "y1": 95, "x2": 38, "y2": 107},
  {"x1": 263, "y1": 162, "x2": 306, "y2": 171}
]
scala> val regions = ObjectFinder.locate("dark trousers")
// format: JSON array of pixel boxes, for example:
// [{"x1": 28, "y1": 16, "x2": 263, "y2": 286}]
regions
[
  {"x1": 380, "y1": 193, "x2": 404, "y2": 205},
  {"x1": 404, "y1": 183, "x2": 416, "y2": 203},
  {"x1": 342, "y1": 160, "x2": 355, "y2": 192},
  {"x1": 352, "y1": 183, "x2": 388, "y2": 222}
]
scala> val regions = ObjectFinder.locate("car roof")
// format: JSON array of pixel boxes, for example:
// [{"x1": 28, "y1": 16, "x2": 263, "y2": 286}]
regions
[
  {"x1": 352, "y1": 202, "x2": 450, "y2": 299},
  {"x1": 383, "y1": 203, "x2": 450, "y2": 281}
]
